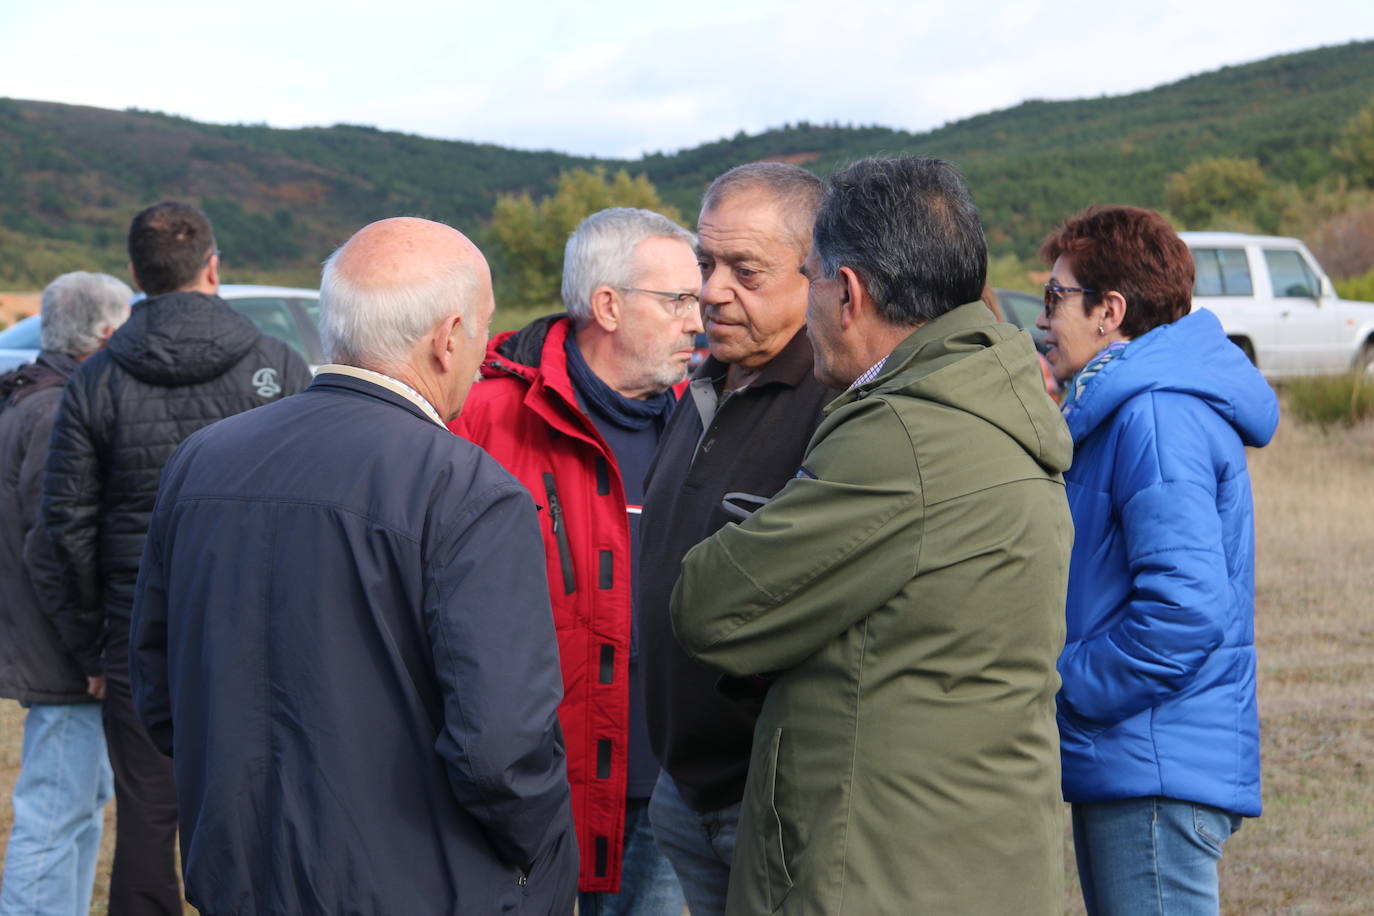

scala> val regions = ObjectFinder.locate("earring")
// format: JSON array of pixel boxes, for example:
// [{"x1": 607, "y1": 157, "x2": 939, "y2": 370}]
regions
[{"x1": 1098, "y1": 325, "x2": 1104, "y2": 335}]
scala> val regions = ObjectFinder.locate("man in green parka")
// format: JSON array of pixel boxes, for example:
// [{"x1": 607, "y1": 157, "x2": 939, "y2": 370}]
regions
[{"x1": 670, "y1": 156, "x2": 1073, "y2": 915}]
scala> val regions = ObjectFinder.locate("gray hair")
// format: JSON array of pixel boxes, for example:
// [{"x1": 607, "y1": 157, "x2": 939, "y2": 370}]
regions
[
  {"x1": 814, "y1": 156, "x2": 987, "y2": 326},
  {"x1": 561, "y1": 208, "x2": 695, "y2": 323},
  {"x1": 701, "y1": 162, "x2": 825, "y2": 256},
  {"x1": 319, "y1": 247, "x2": 482, "y2": 372},
  {"x1": 39, "y1": 271, "x2": 133, "y2": 358}
]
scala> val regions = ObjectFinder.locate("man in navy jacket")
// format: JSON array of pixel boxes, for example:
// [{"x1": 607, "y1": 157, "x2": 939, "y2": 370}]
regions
[
  {"x1": 43, "y1": 201, "x2": 311, "y2": 916},
  {"x1": 130, "y1": 217, "x2": 578, "y2": 915}
]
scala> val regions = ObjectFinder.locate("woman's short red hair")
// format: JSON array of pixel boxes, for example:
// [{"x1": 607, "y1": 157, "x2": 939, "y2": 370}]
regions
[{"x1": 1040, "y1": 206, "x2": 1194, "y2": 338}]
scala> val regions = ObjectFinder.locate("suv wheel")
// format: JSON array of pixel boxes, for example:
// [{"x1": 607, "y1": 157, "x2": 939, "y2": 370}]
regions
[
  {"x1": 1229, "y1": 337, "x2": 1257, "y2": 366},
  {"x1": 1356, "y1": 340, "x2": 1374, "y2": 377}
]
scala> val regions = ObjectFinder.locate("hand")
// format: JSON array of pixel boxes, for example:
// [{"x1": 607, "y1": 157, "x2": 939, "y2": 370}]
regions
[{"x1": 86, "y1": 676, "x2": 106, "y2": 700}]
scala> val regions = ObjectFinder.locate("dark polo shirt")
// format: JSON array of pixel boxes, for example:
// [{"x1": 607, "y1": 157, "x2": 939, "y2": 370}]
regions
[{"x1": 637, "y1": 327, "x2": 837, "y2": 813}]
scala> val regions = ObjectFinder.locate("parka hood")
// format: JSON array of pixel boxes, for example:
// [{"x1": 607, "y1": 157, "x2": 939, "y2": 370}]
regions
[
  {"x1": 107, "y1": 291, "x2": 261, "y2": 387},
  {"x1": 1061, "y1": 308, "x2": 1278, "y2": 449},
  {"x1": 852, "y1": 302, "x2": 1074, "y2": 475},
  {"x1": 483, "y1": 313, "x2": 567, "y2": 379}
]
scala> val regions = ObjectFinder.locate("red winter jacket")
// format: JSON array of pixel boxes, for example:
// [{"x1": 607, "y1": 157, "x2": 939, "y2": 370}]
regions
[{"x1": 450, "y1": 315, "x2": 680, "y2": 893}]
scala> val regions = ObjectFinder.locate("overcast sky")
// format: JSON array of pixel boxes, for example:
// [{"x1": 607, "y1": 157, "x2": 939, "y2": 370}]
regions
[{"x1": 3, "y1": 0, "x2": 1372, "y2": 158}]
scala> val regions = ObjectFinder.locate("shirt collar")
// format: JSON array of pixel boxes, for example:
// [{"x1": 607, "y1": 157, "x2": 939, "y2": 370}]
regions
[
  {"x1": 316, "y1": 364, "x2": 447, "y2": 428},
  {"x1": 848, "y1": 355, "x2": 889, "y2": 391}
]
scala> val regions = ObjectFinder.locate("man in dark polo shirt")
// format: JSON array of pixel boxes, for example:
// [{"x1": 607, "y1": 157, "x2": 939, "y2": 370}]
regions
[{"x1": 637, "y1": 162, "x2": 835, "y2": 916}]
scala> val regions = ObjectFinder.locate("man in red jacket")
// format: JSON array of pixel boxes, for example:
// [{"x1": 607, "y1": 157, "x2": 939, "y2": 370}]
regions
[{"x1": 451, "y1": 206, "x2": 700, "y2": 915}]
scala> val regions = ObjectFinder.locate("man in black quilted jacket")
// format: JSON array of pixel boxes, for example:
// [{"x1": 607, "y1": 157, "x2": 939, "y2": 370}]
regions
[{"x1": 40, "y1": 201, "x2": 311, "y2": 916}]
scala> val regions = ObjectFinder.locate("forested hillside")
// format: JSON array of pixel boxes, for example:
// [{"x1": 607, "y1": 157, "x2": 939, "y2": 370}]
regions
[{"x1": 2, "y1": 39, "x2": 1373, "y2": 288}]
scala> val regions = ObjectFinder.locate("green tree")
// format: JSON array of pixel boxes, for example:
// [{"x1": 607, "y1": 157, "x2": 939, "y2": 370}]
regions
[
  {"x1": 1333, "y1": 100, "x2": 1374, "y2": 188},
  {"x1": 1163, "y1": 157, "x2": 1272, "y2": 230},
  {"x1": 488, "y1": 168, "x2": 683, "y2": 307}
]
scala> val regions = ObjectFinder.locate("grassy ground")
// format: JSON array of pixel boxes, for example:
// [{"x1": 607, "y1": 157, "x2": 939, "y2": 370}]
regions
[{"x1": 2, "y1": 404, "x2": 1370, "y2": 914}]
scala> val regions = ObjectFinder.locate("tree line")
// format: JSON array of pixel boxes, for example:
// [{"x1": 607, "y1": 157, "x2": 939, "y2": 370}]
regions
[{"x1": 2, "y1": 40, "x2": 1374, "y2": 299}]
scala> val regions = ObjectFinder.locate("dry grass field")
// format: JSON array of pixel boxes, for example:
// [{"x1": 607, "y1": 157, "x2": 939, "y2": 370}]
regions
[
  {"x1": 0, "y1": 293, "x2": 40, "y2": 328},
  {"x1": 1, "y1": 403, "x2": 1370, "y2": 914}
]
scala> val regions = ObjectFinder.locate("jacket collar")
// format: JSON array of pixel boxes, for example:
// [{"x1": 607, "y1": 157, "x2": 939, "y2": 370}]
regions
[
  {"x1": 308, "y1": 368, "x2": 448, "y2": 428},
  {"x1": 486, "y1": 315, "x2": 686, "y2": 444},
  {"x1": 834, "y1": 301, "x2": 987, "y2": 404},
  {"x1": 35, "y1": 350, "x2": 81, "y2": 378},
  {"x1": 693, "y1": 325, "x2": 818, "y2": 392}
]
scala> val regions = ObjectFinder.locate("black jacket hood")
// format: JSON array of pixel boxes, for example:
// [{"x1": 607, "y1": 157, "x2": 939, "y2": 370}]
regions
[
  {"x1": 108, "y1": 291, "x2": 261, "y2": 386},
  {"x1": 493, "y1": 312, "x2": 566, "y2": 368}
]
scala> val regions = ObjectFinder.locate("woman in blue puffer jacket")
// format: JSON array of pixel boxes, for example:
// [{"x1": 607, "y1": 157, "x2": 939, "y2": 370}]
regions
[{"x1": 1035, "y1": 206, "x2": 1279, "y2": 916}]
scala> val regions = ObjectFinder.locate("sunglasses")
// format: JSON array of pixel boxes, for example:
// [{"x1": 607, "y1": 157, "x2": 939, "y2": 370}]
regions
[{"x1": 1042, "y1": 280, "x2": 1098, "y2": 317}]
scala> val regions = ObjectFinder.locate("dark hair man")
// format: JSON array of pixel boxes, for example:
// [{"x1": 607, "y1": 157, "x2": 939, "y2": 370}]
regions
[
  {"x1": 130, "y1": 217, "x2": 577, "y2": 914},
  {"x1": 636, "y1": 162, "x2": 836, "y2": 916},
  {"x1": 0, "y1": 272, "x2": 130, "y2": 916},
  {"x1": 41, "y1": 201, "x2": 311, "y2": 916},
  {"x1": 671, "y1": 157, "x2": 1073, "y2": 914},
  {"x1": 452, "y1": 207, "x2": 699, "y2": 915}
]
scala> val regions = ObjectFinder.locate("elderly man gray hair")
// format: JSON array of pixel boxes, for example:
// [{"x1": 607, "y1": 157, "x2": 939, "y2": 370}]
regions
[
  {"x1": 0, "y1": 270, "x2": 131, "y2": 916},
  {"x1": 450, "y1": 205, "x2": 700, "y2": 912},
  {"x1": 39, "y1": 271, "x2": 134, "y2": 359}
]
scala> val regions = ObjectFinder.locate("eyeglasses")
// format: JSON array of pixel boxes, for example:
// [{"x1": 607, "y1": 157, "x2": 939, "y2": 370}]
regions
[
  {"x1": 619, "y1": 287, "x2": 701, "y2": 319},
  {"x1": 1042, "y1": 280, "x2": 1097, "y2": 317},
  {"x1": 203, "y1": 247, "x2": 222, "y2": 267}
]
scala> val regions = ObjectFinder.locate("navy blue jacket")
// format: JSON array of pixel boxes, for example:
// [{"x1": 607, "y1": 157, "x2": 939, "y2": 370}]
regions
[
  {"x1": 1058, "y1": 308, "x2": 1278, "y2": 817},
  {"x1": 131, "y1": 371, "x2": 577, "y2": 915}
]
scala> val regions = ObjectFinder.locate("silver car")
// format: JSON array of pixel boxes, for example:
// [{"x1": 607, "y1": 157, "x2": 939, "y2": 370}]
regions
[{"x1": 0, "y1": 284, "x2": 322, "y2": 373}]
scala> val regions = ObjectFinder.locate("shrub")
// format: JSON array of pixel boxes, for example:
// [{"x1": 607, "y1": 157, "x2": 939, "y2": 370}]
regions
[
  {"x1": 1335, "y1": 266, "x2": 1374, "y2": 302},
  {"x1": 1282, "y1": 372, "x2": 1374, "y2": 428}
]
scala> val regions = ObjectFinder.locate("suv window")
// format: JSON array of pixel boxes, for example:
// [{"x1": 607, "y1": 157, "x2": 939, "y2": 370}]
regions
[
  {"x1": 1264, "y1": 249, "x2": 1318, "y2": 298},
  {"x1": 229, "y1": 298, "x2": 308, "y2": 357},
  {"x1": 1193, "y1": 248, "x2": 1252, "y2": 296}
]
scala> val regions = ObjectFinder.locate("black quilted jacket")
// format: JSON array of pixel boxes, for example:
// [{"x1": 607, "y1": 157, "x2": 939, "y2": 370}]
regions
[{"x1": 41, "y1": 291, "x2": 311, "y2": 669}]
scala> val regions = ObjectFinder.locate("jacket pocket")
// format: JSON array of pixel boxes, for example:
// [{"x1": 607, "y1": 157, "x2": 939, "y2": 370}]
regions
[
  {"x1": 1192, "y1": 802, "x2": 1243, "y2": 856},
  {"x1": 513, "y1": 825, "x2": 575, "y2": 913},
  {"x1": 757, "y1": 726, "x2": 793, "y2": 911},
  {"x1": 542, "y1": 473, "x2": 575, "y2": 595}
]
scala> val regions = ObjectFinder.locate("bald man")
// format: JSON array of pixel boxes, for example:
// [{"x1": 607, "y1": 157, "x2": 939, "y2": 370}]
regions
[{"x1": 129, "y1": 218, "x2": 579, "y2": 915}]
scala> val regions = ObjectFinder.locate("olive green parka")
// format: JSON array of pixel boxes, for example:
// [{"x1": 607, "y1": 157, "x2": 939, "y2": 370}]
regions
[{"x1": 671, "y1": 303, "x2": 1073, "y2": 915}]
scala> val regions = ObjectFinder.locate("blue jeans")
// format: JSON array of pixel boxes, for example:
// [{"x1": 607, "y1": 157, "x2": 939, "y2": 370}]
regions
[
  {"x1": 0, "y1": 702, "x2": 114, "y2": 916},
  {"x1": 646, "y1": 772, "x2": 739, "y2": 916},
  {"x1": 1072, "y1": 797, "x2": 1243, "y2": 916},
  {"x1": 577, "y1": 797, "x2": 684, "y2": 916}
]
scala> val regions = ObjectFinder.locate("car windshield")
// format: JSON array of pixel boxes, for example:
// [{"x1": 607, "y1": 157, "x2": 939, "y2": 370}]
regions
[
  {"x1": 0, "y1": 315, "x2": 42, "y2": 349},
  {"x1": 229, "y1": 298, "x2": 309, "y2": 358}
]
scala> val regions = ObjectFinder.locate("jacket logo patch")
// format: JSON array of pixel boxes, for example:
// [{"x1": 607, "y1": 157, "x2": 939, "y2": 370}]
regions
[{"x1": 251, "y1": 368, "x2": 282, "y2": 399}]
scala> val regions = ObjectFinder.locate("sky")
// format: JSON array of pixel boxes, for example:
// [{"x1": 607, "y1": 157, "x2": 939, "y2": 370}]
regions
[{"x1": 3, "y1": 0, "x2": 1373, "y2": 159}]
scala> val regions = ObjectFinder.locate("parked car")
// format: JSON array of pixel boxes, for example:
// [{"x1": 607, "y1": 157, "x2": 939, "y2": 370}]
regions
[
  {"x1": 687, "y1": 331, "x2": 709, "y2": 372},
  {"x1": 994, "y1": 287, "x2": 1050, "y2": 355},
  {"x1": 1181, "y1": 232, "x2": 1374, "y2": 378},
  {"x1": 0, "y1": 284, "x2": 322, "y2": 373}
]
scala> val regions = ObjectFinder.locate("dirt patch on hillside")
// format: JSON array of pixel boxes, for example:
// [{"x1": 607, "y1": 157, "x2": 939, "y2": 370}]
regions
[{"x1": 759, "y1": 151, "x2": 822, "y2": 166}]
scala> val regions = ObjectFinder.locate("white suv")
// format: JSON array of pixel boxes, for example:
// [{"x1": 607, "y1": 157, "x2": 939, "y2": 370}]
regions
[{"x1": 1182, "y1": 232, "x2": 1374, "y2": 378}]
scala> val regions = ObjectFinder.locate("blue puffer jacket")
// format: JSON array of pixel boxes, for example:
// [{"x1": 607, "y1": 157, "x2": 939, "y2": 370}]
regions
[{"x1": 1058, "y1": 308, "x2": 1278, "y2": 817}]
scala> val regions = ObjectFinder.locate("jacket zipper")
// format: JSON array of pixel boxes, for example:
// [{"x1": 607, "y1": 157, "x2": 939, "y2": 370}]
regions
[{"x1": 542, "y1": 472, "x2": 576, "y2": 595}]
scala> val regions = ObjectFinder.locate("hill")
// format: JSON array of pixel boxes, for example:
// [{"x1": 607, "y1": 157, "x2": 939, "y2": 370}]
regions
[{"x1": 3, "y1": 39, "x2": 1374, "y2": 288}]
